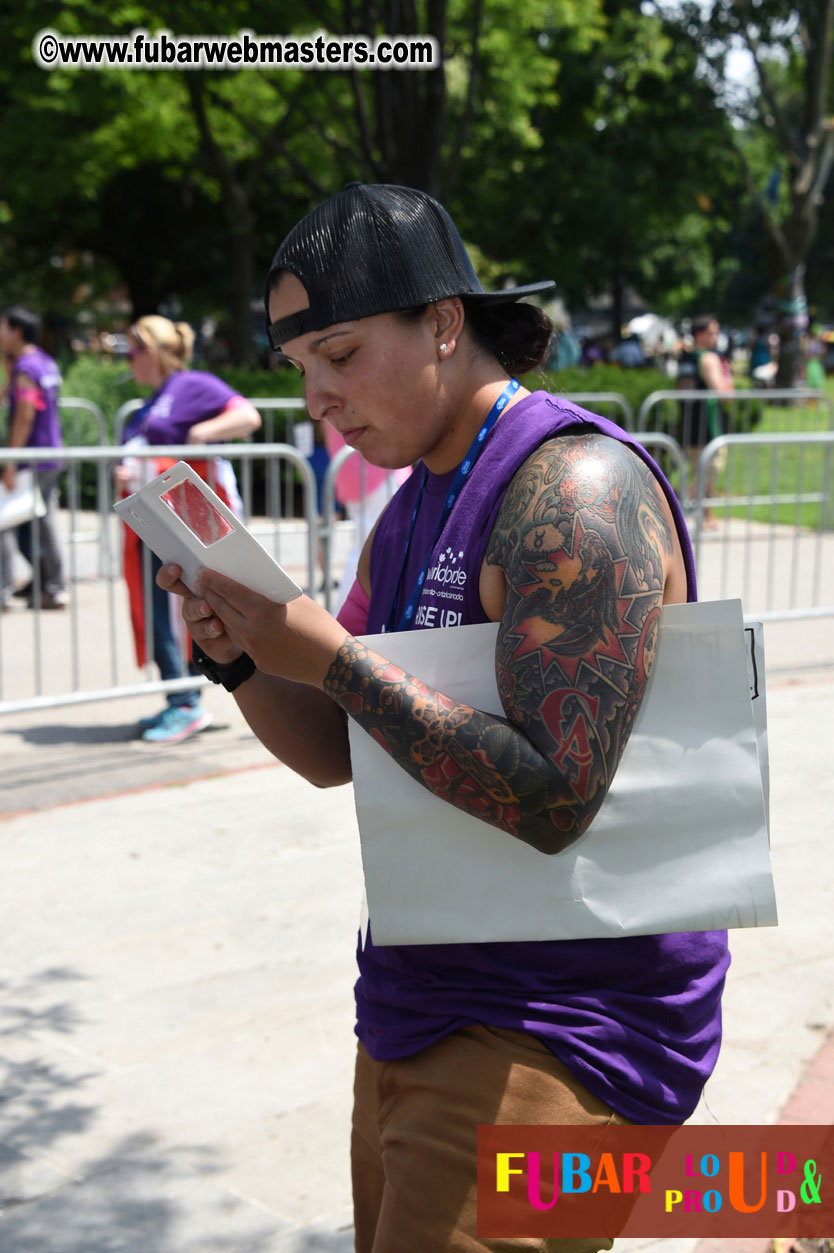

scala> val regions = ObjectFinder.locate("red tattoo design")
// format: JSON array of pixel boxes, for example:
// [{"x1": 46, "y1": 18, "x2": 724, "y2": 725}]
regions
[{"x1": 323, "y1": 433, "x2": 676, "y2": 855}]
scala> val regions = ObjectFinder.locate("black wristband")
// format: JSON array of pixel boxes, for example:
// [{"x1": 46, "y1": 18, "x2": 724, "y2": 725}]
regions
[{"x1": 192, "y1": 642, "x2": 256, "y2": 692}]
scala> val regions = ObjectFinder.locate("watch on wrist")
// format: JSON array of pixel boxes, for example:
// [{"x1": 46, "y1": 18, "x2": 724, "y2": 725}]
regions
[{"x1": 191, "y1": 642, "x2": 256, "y2": 692}]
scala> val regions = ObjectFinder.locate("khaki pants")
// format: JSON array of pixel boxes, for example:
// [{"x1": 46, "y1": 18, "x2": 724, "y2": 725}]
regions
[{"x1": 351, "y1": 1025, "x2": 630, "y2": 1253}]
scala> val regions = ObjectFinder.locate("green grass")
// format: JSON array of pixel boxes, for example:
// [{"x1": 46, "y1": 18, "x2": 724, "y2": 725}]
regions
[{"x1": 715, "y1": 394, "x2": 834, "y2": 531}]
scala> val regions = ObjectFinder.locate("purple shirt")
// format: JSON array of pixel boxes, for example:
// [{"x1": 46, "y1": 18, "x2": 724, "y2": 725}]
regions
[
  {"x1": 9, "y1": 346, "x2": 63, "y2": 471},
  {"x1": 140, "y1": 371, "x2": 236, "y2": 445},
  {"x1": 357, "y1": 391, "x2": 730, "y2": 1125}
]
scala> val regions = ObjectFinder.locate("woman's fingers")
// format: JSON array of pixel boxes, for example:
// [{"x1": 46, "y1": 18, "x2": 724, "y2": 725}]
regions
[
  {"x1": 194, "y1": 569, "x2": 259, "y2": 619},
  {"x1": 155, "y1": 562, "x2": 236, "y2": 655},
  {"x1": 160, "y1": 565, "x2": 347, "y2": 687},
  {"x1": 193, "y1": 569, "x2": 286, "y2": 657},
  {"x1": 155, "y1": 562, "x2": 192, "y2": 599},
  {"x1": 181, "y1": 593, "x2": 224, "y2": 638}
]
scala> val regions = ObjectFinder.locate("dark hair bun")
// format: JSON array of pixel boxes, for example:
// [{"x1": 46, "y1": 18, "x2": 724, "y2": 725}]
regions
[{"x1": 462, "y1": 298, "x2": 553, "y2": 375}]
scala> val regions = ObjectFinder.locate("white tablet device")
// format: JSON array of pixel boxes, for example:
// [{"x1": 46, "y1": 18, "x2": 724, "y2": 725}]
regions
[{"x1": 114, "y1": 461, "x2": 303, "y2": 603}]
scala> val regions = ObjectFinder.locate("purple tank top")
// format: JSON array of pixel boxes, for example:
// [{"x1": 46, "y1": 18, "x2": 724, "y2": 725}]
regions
[
  {"x1": 11, "y1": 347, "x2": 63, "y2": 471},
  {"x1": 358, "y1": 391, "x2": 729, "y2": 1125},
  {"x1": 140, "y1": 370, "x2": 237, "y2": 446}
]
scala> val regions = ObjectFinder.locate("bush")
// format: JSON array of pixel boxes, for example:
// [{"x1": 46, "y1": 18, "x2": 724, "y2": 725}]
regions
[
  {"x1": 61, "y1": 355, "x2": 151, "y2": 444},
  {"x1": 214, "y1": 363, "x2": 304, "y2": 401}
]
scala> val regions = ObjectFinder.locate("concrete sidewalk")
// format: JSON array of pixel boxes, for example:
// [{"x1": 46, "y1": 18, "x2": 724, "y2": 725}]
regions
[{"x1": 1, "y1": 656, "x2": 833, "y2": 1250}]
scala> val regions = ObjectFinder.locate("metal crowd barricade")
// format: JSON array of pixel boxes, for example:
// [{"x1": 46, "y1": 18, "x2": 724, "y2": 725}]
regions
[
  {"x1": 247, "y1": 398, "x2": 308, "y2": 525},
  {"x1": 0, "y1": 443, "x2": 318, "y2": 715},
  {"x1": 60, "y1": 397, "x2": 108, "y2": 444},
  {"x1": 636, "y1": 387, "x2": 834, "y2": 521},
  {"x1": 638, "y1": 387, "x2": 834, "y2": 440},
  {"x1": 691, "y1": 431, "x2": 834, "y2": 621},
  {"x1": 59, "y1": 397, "x2": 111, "y2": 574},
  {"x1": 112, "y1": 398, "x2": 145, "y2": 446}
]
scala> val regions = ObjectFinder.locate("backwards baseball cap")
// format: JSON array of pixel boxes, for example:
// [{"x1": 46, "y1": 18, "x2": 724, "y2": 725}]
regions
[{"x1": 265, "y1": 182, "x2": 555, "y2": 350}]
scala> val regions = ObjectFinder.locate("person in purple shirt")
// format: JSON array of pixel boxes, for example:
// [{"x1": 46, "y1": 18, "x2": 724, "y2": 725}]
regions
[
  {"x1": 158, "y1": 184, "x2": 730, "y2": 1253},
  {"x1": 0, "y1": 305, "x2": 67, "y2": 611},
  {"x1": 116, "y1": 314, "x2": 261, "y2": 744}
]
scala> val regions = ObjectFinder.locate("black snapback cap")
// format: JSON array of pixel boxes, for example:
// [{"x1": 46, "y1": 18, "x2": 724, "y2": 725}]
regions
[{"x1": 265, "y1": 182, "x2": 555, "y2": 350}]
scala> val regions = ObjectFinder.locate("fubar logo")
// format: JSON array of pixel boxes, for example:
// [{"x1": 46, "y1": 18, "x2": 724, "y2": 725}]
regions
[{"x1": 477, "y1": 1125, "x2": 833, "y2": 1239}]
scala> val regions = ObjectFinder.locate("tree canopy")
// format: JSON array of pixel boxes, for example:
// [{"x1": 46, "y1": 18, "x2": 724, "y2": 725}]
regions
[{"x1": 1, "y1": 0, "x2": 831, "y2": 362}]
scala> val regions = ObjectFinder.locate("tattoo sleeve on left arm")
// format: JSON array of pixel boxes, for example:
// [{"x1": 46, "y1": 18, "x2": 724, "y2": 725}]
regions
[{"x1": 323, "y1": 434, "x2": 676, "y2": 855}]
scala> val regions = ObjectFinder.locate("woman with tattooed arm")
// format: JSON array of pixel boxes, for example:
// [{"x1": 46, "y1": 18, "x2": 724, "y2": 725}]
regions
[{"x1": 158, "y1": 184, "x2": 728, "y2": 1253}]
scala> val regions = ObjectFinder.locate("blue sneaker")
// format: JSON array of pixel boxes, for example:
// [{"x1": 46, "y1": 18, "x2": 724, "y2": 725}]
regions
[
  {"x1": 137, "y1": 707, "x2": 169, "y2": 732},
  {"x1": 141, "y1": 705, "x2": 213, "y2": 744}
]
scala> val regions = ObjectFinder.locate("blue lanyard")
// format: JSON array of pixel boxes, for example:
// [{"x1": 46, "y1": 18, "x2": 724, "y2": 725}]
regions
[{"x1": 385, "y1": 378, "x2": 520, "y2": 633}]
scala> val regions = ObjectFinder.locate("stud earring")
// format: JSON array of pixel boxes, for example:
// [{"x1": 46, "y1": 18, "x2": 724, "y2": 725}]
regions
[{"x1": 440, "y1": 343, "x2": 448, "y2": 353}]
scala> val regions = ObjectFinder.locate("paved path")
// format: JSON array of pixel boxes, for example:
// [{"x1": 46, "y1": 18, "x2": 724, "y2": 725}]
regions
[{"x1": 2, "y1": 518, "x2": 833, "y2": 1251}]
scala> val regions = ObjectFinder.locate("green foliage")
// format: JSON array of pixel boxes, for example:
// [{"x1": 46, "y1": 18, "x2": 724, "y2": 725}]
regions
[
  {"x1": 451, "y1": 0, "x2": 742, "y2": 324},
  {"x1": 678, "y1": 0, "x2": 834, "y2": 334},
  {"x1": 213, "y1": 365, "x2": 305, "y2": 401},
  {"x1": 0, "y1": 0, "x2": 612, "y2": 345},
  {"x1": 4, "y1": 0, "x2": 828, "y2": 353},
  {"x1": 61, "y1": 356, "x2": 150, "y2": 441}
]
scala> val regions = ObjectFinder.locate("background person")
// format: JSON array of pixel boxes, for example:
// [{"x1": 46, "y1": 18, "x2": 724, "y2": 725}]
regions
[
  {"x1": 677, "y1": 312, "x2": 735, "y2": 527},
  {"x1": 0, "y1": 305, "x2": 67, "y2": 611},
  {"x1": 116, "y1": 315, "x2": 261, "y2": 743},
  {"x1": 159, "y1": 183, "x2": 729, "y2": 1253},
  {"x1": 609, "y1": 331, "x2": 646, "y2": 368},
  {"x1": 749, "y1": 323, "x2": 774, "y2": 383},
  {"x1": 804, "y1": 324, "x2": 826, "y2": 391}
]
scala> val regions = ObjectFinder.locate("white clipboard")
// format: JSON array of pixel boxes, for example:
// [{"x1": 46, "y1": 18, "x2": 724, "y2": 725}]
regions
[
  {"x1": 348, "y1": 599, "x2": 777, "y2": 945},
  {"x1": 114, "y1": 461, "x2": 302, "y2": 602}
]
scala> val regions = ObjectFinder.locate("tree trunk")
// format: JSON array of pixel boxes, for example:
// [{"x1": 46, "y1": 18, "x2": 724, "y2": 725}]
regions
[
  {"x1": 774, "y1": 265, "x2": 807, "y2": 389},
  {"x1": 355, "y1": 0, "x2": 447, "y2": 193},
  {"x1": 611, "y1": 267, "x2": 625, "y2": 341},
  {"x1": 225, "y1": 186, "x2": 255, "y2": 366}
]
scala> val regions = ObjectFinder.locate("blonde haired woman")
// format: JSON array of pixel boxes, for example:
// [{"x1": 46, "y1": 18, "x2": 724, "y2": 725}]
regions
[{"x1": 117, "y1": 315, "x2": 261, "y2": 743}]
